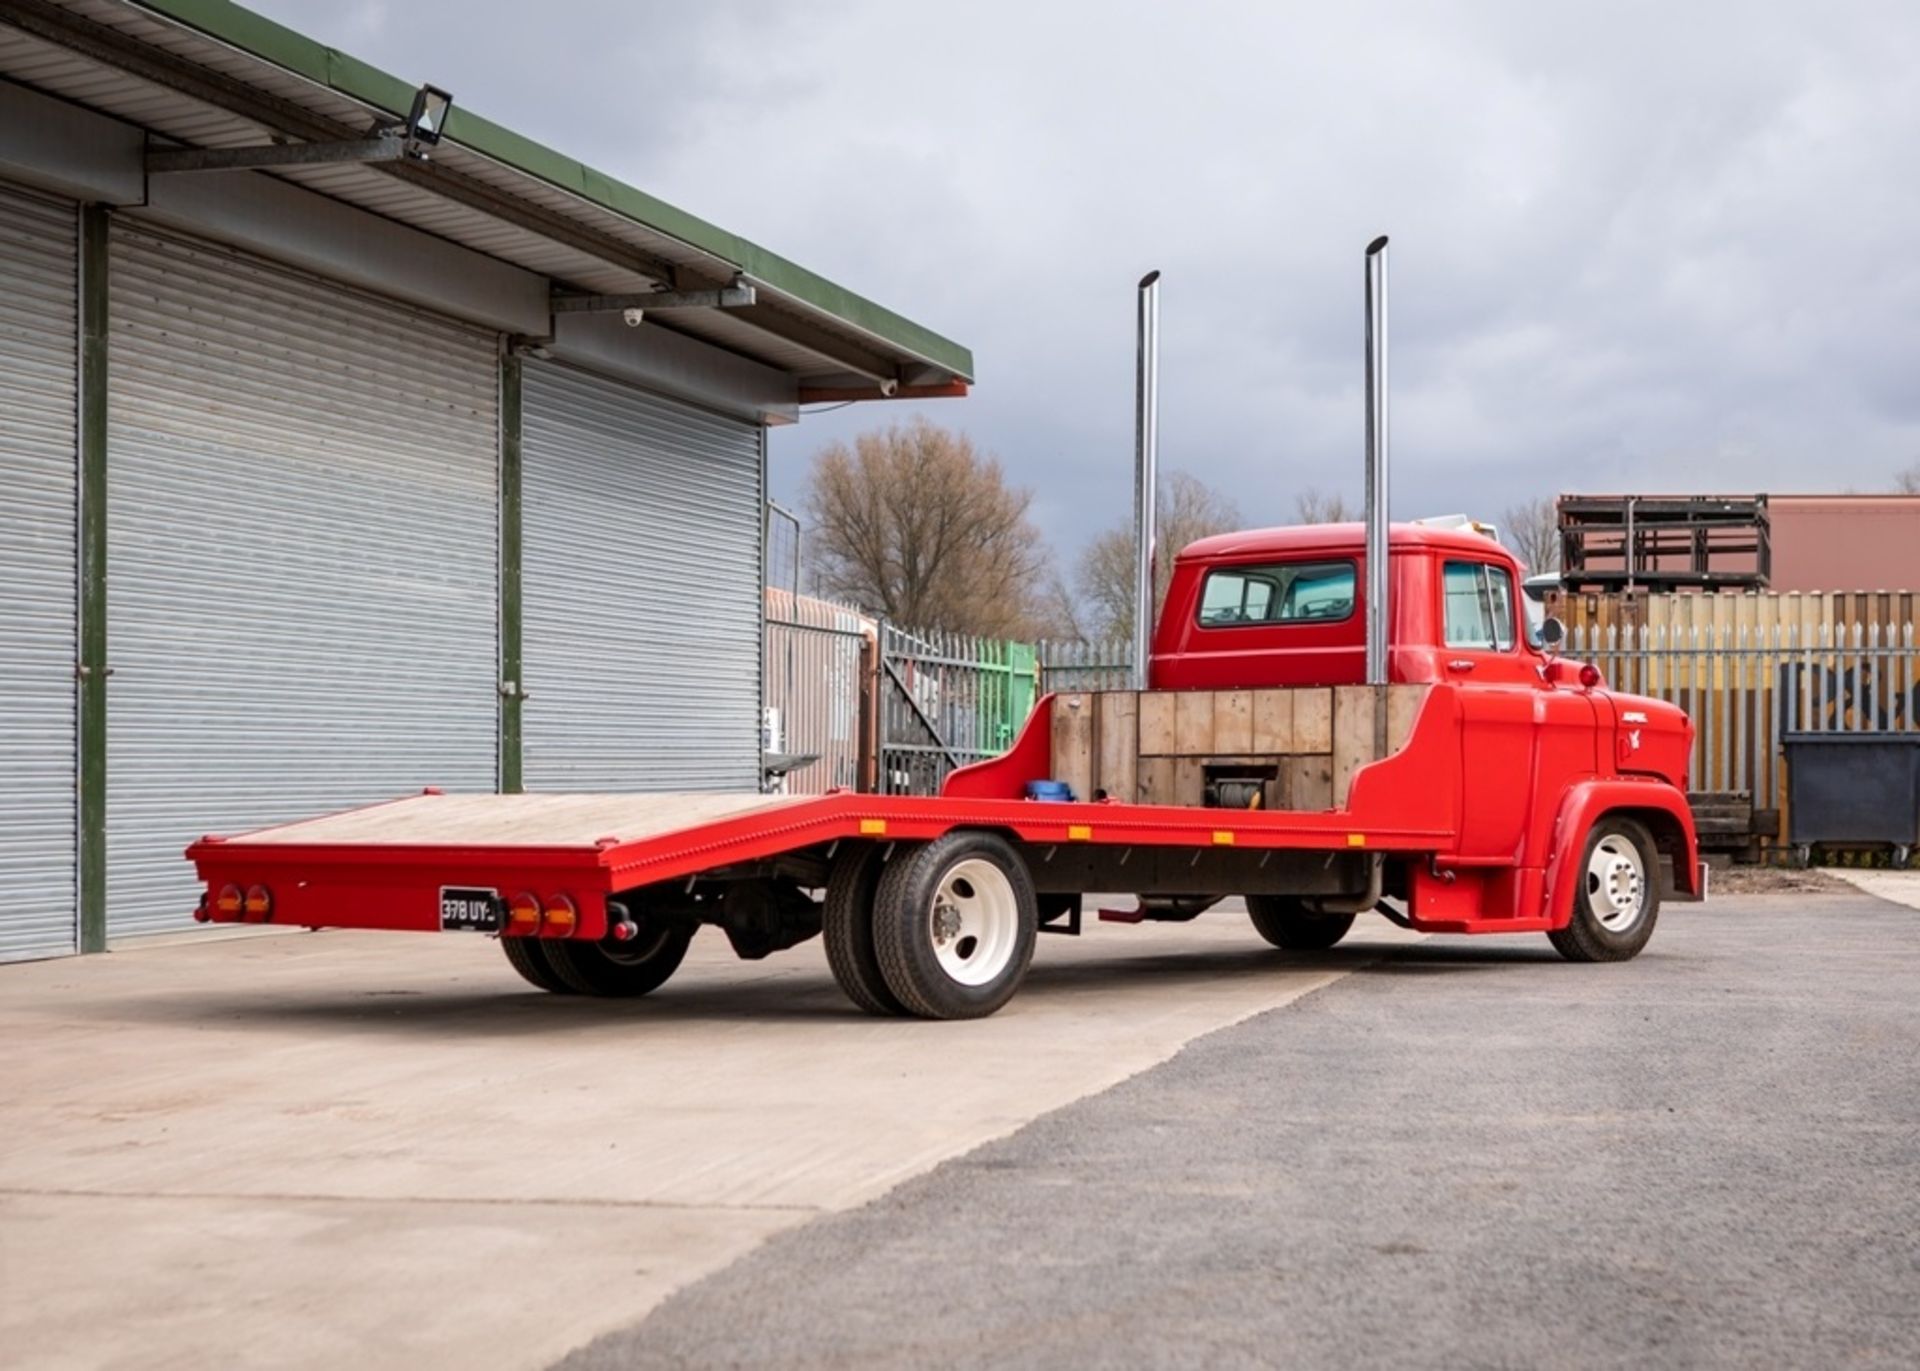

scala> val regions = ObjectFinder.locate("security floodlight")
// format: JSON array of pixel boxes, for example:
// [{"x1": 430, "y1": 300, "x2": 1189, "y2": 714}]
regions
[{"x1": 406, "y1": 85, "x2": 454, "y2": 145}]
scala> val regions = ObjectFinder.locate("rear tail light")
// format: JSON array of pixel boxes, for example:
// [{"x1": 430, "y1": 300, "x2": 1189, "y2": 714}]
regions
[
  {"x1": 215, "y1": 884, "x2": 244, "y2": 918},
  {"x1": 504, "y1": 891, "x2": 541, "y2": 937},
  {"x1": 244, "y1": 885, "x2": 272, "y2": 920},
  {"x1": 540, "y1": 893, "x2": 578, "y2": 938}
]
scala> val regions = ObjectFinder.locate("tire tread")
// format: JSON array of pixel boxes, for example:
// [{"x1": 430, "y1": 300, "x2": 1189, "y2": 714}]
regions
[
  {"x1": 823, "y1": 845, "x2": 903, "y2": 1015},
  {"x1": 1549, "y1": 816, "x2": 1661, "y2": 963},
  {"x1": 1246, "y1": 895, "x2": 1355, "y2": 950},
  {"x1": 871, "y1": 833, "x2": 1037, "y2": 1020},
  {"x1": 543, "y1": 927, "x2": 693, "y2": 996},
  {"x1": 500, "y1": 936, "x2": 575, "y2": 994}
]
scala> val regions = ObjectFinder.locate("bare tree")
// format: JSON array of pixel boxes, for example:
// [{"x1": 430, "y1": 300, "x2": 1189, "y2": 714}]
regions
[
  {"x1": 1293, "y1": 486, "x2": 1356, "y2": 523},
  {"x1": 1067, "y1": 471, "x2": 1242, "y2": 643},
  {"x1": 1502, "y1": 495, "x2": 1561, "y2": 573},
  {"x1": 1897, "y1": 463, "x2": 1920, "y2": 494},
  {"x1": 804, "y1": 418, "x2": 1052, "y2": 636},
  {"x1": 1035, "y1": 565, "x2": 1092, "y2": 643}
]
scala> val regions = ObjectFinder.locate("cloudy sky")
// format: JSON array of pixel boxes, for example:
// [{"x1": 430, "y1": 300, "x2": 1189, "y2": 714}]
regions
[{"x1": 251, "y1": 0, "x2": 1920, "y2": 564}]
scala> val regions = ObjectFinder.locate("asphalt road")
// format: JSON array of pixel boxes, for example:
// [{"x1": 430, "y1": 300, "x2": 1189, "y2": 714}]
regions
[{"x1": 560, "y1": 890, "x2": 1920, "y2": 1370}]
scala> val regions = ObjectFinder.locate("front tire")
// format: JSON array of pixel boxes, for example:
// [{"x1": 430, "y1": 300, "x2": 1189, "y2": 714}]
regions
[
  {"x1": 1246, "y1": 895, "x2": 1355, "y2": 950},
  {"x1": 872, "y1": 832, "x2": 1037, "y2": 1020},
  {"x1": 1549, "y1": 816, "x2": 1661, "y2": 963},
  {"x1": 542, "y1": 921, "x2": 694, "y2": 996}
]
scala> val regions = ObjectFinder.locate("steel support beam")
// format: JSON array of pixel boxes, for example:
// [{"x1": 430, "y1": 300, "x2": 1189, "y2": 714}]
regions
[
  {"x1": 145, "y1": 134, "x2": 407, "y2": 174},
  {"x1": 729, "y1": 303, "x2": 899, "y2": 383},
  {"x1": 76, "y1": 202, "x2": 109, "y2": 954},
  {"x1": 796, "y1": 380, "x2": 968, "y2": 404},
  {"x1": 550, "y1": 282, "x2": 755, "y2": 314}
]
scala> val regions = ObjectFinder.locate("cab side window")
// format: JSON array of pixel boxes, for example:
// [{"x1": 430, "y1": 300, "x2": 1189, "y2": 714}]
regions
[
  {"x1": 1197, "y1": 560, "x2": 1356, "y2": 628},
  {"x1": 1442, "y1": 561, "x2": 1517, "y2": 651}
]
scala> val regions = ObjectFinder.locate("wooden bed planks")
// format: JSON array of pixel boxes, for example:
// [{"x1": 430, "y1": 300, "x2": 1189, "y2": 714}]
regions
[
  {"x1": 1048, "y1": 685, "x2": 1428, "y2": 811},
  {"x1": 234, "y1": 791, "x2": 801, "y2": 848},
  {"x1": 1095, "y1": 692, "x2": 1138, "y2": 805},
  {"x1": 1049, "y1": 693, "x2": 1096, "y2": 806}
]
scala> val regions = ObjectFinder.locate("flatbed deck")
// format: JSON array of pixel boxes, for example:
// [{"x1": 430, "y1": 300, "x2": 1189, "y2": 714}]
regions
[
  {"x1": 228, "y1": 792, "x2": 803, "y2": 848},
  {"x1": 188, "y1": 776, "x2": 1459, "y2": 941}
]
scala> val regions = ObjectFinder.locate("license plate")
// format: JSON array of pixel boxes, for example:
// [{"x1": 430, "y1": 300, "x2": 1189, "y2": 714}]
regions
[{"x1": 439, "y1": 886, "x2": 502, "y2": 932}]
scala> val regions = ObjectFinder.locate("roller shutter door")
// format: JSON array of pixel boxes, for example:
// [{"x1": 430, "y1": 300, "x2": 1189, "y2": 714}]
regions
[
  {"x1": 0, "y1": 184, "x2": 78, "y2": 962},
  {"x1": 522, "y1": 361, "x2": 762, "y2": 791},
  {"x1": 106, "y1": 226, "x2": 500, "y2": 939}
]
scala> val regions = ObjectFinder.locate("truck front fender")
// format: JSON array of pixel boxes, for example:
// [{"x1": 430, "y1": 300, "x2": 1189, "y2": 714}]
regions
[{"x1": 1545, "y1": 779, "x2": 1701, "y2": 927}]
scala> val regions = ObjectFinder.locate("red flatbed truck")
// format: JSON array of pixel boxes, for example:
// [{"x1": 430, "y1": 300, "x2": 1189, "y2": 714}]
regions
[
  {"x1": 184, "y1": 242, "x2": 1702, "y2": 1019},
  {"x1": 186, "y1": 520, "x2": 1703, "y2": 1020}
]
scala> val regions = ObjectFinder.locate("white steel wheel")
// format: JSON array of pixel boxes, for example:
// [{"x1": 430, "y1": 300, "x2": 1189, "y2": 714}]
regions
[
  {"x1": 1585, "y1": 833, "x2": 1647, "y2": 932},
  {"x1": 1550, "y1": 816, "x2": 1662, "y2": 964},
  {"x1": 871, "y1": 832, "x2": 1039, "y2": 1020},
  {"x1": 928, "y1": 858, "x2": 1022, "y2": 987}
]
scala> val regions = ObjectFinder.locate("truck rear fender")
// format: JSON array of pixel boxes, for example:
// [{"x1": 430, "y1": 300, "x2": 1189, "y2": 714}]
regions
[{"x1": 1544, "y1": 780, "x2": 1701, "y2": 927}]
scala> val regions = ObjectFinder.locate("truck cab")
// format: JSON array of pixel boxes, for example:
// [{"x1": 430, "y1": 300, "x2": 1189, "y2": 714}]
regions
[
  {"x1": 1156, "y1": 522, "x2": 1558, "y2": 692},
  {"x1": 1143, "y1": 519, "x2": 1696, "y2": 906}
]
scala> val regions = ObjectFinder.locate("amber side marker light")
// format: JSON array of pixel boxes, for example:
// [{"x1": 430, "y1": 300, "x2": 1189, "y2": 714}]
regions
[
  {"x1": 541, "y1": 893, "x2": 578, "y2": 938},
  {"x1": 215, "y1": 884, "x2": 244, "y2": 918},
  {"x1": 504, "y1": 892, "x2": 541, "y2": 937}
]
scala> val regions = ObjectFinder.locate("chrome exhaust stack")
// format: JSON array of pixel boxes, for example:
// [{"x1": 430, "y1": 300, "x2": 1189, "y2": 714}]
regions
[
  {"x1": 1132, "y1": 269, "x2": 1162, "y2": 690},
  {"x1": 1363, "y1": 236, "x2": 1390, "y2": 691}
]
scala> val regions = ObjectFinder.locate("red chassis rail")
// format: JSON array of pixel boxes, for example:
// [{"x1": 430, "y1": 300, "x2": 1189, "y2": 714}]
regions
[{"x1": 185, "y1": 684, "x2": 1697, "y2": 940}]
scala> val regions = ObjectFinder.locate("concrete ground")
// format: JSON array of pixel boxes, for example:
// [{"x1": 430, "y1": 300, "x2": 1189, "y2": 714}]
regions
[
  {"x1": 565, "y1": 890, "x2": 1920, "y2": 1370},
  {"x1": 1831, "y1": 866, "x2": 1920, "y2": 910},
  {"x1": 0, "y1": 902, "x2": 1411, "y2": 1370},
  {"x1": 9, "y1": 889, "x2": 1914, "y2": 1370}
]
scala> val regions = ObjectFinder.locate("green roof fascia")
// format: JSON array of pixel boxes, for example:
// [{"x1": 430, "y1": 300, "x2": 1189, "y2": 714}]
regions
[{"x1": 130, "y1": 0, "x2": 975, "y2": 381}]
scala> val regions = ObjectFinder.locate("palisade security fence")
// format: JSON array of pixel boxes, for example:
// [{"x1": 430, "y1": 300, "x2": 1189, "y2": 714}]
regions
[
  {"x1": 877, "y1": 626, "x2": 1041, "y2": 795},
  {"x1": 763, "y1": 589, "x2": 873, "y2": 794},
  {"x1": 764, "y1": 609, "x2": 1920, "y2": 846},
  {"x1": 1036, "y1": 639, "x2": 1133, "y2": 695},
  {"x1": 1571, "y1": 619, "x2": 1920, "y2": 848},
  {"x1": 761, "y1": 596, "x2": 1058, "y2": 796}
]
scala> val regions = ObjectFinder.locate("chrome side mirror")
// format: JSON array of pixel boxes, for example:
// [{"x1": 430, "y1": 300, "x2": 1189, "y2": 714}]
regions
[{"x1": 1538, "y1": 615, "x2": 1565, "y2": 656}]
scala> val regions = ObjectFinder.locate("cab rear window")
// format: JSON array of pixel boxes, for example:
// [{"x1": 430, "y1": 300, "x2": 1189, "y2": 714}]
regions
[{"x1": 1197, "y1": 560, "x2": 1356, "y2": 628}]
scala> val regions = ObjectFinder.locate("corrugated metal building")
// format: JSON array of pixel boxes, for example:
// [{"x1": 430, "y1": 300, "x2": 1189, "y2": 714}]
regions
[{"x1": 0, "y1": 0, "x2": 973, "y2": 961}]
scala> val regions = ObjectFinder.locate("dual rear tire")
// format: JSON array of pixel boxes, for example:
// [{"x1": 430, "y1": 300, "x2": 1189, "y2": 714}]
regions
[
  {"x1": 500, "y1": 919, "x2": 693, "y2": 997},
  {"x1": 1246, "y1": 896, "x2": 1356, "y2": 950},
  {"x1": 824, "y1": 832, "x2": 1038, "y2": 1020}
]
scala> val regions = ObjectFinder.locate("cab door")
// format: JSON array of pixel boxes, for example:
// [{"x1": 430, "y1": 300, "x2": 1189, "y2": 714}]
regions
[{"x1": 1440, "y1": 559, "x2": 1536, "y2": 859}]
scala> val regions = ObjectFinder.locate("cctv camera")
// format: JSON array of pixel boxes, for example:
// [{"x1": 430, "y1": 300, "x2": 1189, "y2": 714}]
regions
[{"x1": 622, "y1": 308, "x2": 646, "y2": 327}]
